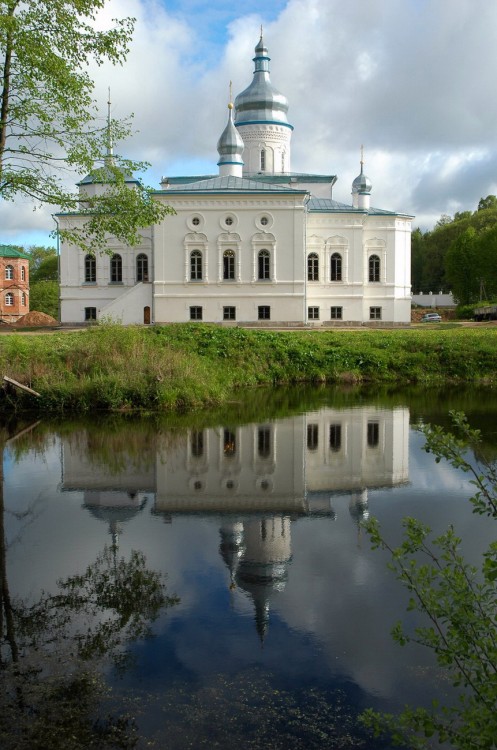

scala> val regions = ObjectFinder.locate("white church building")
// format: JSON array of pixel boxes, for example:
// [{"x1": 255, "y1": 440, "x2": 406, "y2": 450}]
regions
[{"x1": 59, "y1": 35, "x2": 412, "y2": 327}]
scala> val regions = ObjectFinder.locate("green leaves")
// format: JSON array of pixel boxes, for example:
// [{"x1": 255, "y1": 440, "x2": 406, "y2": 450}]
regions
[
  {"x1": 0, "y1": 1, "x2": 171, "y2": 252},
  {"x1": 362, "y1": 411, "x2": 497, "y2": 749}
]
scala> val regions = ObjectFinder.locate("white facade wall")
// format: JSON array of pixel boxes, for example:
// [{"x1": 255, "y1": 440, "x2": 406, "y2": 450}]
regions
[{"x1": 152, "y1": 192, "x2": 307, "y2": 324}]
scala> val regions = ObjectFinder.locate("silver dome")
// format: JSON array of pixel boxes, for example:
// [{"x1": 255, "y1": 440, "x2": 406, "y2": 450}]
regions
[
  {"x1": 217, "y1": 105, "x2": 244, "y2": 166},
  {"x1": 234, "y1": 35, "x2": 290, "y2": 127},
  {"x1": 352, "y1": 164, "x2": 372, "y2": 194}
]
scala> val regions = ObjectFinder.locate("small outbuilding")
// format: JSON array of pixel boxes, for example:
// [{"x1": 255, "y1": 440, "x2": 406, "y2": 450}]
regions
[{"x1": 0, "y1": 245, "x2": 30, "y2": 323}]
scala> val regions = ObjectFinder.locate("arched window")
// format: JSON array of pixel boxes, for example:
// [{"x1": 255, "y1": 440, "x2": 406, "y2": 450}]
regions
[
  {"x1": 330, "y1": 252, "x2": 342, "y2": 282},
  {"x1": 223, "y1": 249, "x2": 235, "y2": 280},
  {"x1": 258, "y1": 249, "x2": 270, "y2": 280},
  {"x1": 190, "y1": 250, "x2": 202, "y2": 280},
  {"x1": 369, "y1": 254, "x2": 380, "y2": 282},
  {"x1": 21, "y1": 266, "x2": 26, "y2": 281},
  {"x1": 110, "y1": 254, "x2": 122, "y2": 283},
  {"x1": 260, "y1": 149, "x2": 266, "y2": 171},
  {"x1": 84, "y1": 254, "x2": 96, "y2": 283},
  {"x1": 21, "y1": 292, "x2": 26, "y2": 306},
  {"x1": 307, "y1": 253, "x2": 319, "y2": 281},
  {"x1": 5, "y1": 292, "x2": 14, "y2": 306},
  {"x1": 5, "y1": 265, "x2": 13, "y2": 280},
  {"x1": 136, "y1": 253, "x2": 148, "y2": 282}
]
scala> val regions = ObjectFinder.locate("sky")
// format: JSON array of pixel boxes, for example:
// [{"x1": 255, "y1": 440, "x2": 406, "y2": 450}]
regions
[{"x1": 3, "y1": 0, "x2": 497, "y2": 249}]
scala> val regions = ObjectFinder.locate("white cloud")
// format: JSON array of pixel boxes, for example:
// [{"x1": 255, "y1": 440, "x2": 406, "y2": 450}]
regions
[{"x1": 4, "y1": 0, "x2": 497, "y2": 245}]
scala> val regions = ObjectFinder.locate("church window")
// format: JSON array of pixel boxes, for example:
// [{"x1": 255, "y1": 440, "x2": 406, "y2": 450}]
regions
[
  {"x1": 330, "y1": 252, "x2": 342, "y2": 282},
  {"x1": 5, "y1": 292, "x2": 14, "y2": 306},
  {"x1": 190, "y1": 305, "x2": 203, "y2": 320},
  {"x1": 5, "y1": 265, "x2": 13, "y2": 280},
  {"x1": 110, "y1": 254, "x2": 122, "y2": 283},
  {"x1": 191, "y1": 430, "x2": 204, "y2": 457},
  {"x1": 370, "y1": 306, "x2": 382, "y2": 320},
  {"x1": 307, "y1": 253, "x2": 319, "y2": 281},
  {"x1": 260, "y1": 216, "x2": 269, "y2": 226},
  {"x1": 260, "y1": 149, "x2": 266, "y2": 171},
  {"x1": 190, "y1": 250, "x2": 203, "y2": 280},
  {"x1": 85, "y1": 306, "x2": 96, "y2": 321},
  {"x1": 330, "y1": 306, "x2": 343, "y2": 320},
  {"x1": 136, "y1": 253, "x2": 148, "y2": 282},
  {"x1": 307, "y1": 424, "x2": 318, "y2": 451},
  {"x1": 223, "y1": 249, "x2": 235, "y2": 280},
  {"x1": 329, "y1": 424, "x2": 342, "y2": 452},
  {"x1": 258, "y1": 249, "x2": 270, "y2": 280},
  {"x1": 225, "y1": 216, "x2": 233, "y2": 226},
  {"x1": 84, "y1": 254, "x2": 96, "y2": 283},
  {"x1": 369, "y1": 254, "x2": 380, "y2": 282},
  {"x1": 223, "y1": 429, "x2": 236, "y2": 456},
  {"x1": 258, "y1": 427, "x2": 271, "y2": 458},
  {"x1": 308, "y1": 306, "x2": 319, "y2": 320},
  {"x1": 21, "y1": 266, "x2": 26, "y2": 281},
  {"x1": 223, "y1": 306, "x2": 236, "y2": 320},
  {"x1": 258, "y1": 305, "x2": 270, "y2": 320},
  {"x1": 367, "y1": 421, "x2": 379, "y2": 447},
  {"x1": 192, "y1": 217, "x2": 200, "y2": 226},
  {"x1": 21, "y1": 292, "x2": 26, "y2": 306}
]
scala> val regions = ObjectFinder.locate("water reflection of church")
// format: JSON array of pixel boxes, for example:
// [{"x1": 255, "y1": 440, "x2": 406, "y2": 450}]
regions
[{"x1": 61, "y1": 407, "x2": 409, "y2": 638}]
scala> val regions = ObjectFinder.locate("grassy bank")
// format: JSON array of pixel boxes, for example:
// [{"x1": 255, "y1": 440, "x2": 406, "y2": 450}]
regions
[{"x1": 1, "y1": 323, "x2": 497, "y2": 413}]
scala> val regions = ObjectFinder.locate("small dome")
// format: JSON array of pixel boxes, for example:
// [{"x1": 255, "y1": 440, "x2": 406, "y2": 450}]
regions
[
  {"x1": 234, "y1": 35, "x2": 290, "y2": 127},
  {"x1": 217, "y1": 104, "x2": 244, "y2": 166},
  {"x1": 352, "y1": 160, "x2": 372, "y2": 195}
]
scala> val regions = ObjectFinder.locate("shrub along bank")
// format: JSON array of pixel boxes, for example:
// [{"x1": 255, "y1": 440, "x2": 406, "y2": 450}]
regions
[{"x1": 1, "y1": 323, "x2": 497, "y2": 413}]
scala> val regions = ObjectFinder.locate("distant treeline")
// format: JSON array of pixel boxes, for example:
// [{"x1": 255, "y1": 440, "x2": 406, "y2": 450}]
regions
[{"x1": 412, "y1": 195, "x2": 497, "y2": 305}]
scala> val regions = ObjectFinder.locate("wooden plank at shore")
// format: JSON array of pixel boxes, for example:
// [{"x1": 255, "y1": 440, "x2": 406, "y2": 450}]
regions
[{"x1": 3, "y1": 376, "x2": 41, "y2": 397}]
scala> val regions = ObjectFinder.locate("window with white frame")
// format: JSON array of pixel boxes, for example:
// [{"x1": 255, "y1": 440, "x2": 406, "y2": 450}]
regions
[
  {"x1": 258, "y1": 249, "x2": 270, "y2": 280},
  {"x1": 110, "y1": 254, "x2": 122, "y2": 283},
  {"x1": 21, "y1": 266, "x2": 26, "y2": 281},
  {"x1": 330, "y1": 252, "x2": 342, "y2": 281},
  {"x1": 190, "y1": 306, "x2": 203, "y2": 320},
  {"x1": 5, "y1": 292, "x2": 14, "y2": 306},
  {"x1": 330, "y1": 306, "x2": 343, "y2": 320},
  {"x1": 5, "y1": 265, "x2": 13, "y2": 280},
  {"x1": 190, "y1": 250, "x2": 203, "y2": 280},
  {"x1": 223, "y1": 250, "x2": 235, "y2": 280},
  {"x1": 307, "y1": 253, "x2": 319, "y2": 281},
  {"x1": 21, "y1": 292, "x2": 26, "y2": 306},
  {"x1": 84, "y1": 254, "x2": 96, "y2": 283},
  {"x1": 136, "y1": 253, "x2": 148, "y2": 282},
  {"x1": 370, "y1": 306, "x2": 382, "y2": 320},
  {"x1": 369, "y1": 254, "x2": 380, "y2": 282},
  {"x1": 308, "y1": 306, "x2": 319, "y2": 320}
]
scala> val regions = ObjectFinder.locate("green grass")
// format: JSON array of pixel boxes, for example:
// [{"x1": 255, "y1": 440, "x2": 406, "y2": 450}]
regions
[{"x1": 1, "y1": 322, "x2": 497, "y2": 413}]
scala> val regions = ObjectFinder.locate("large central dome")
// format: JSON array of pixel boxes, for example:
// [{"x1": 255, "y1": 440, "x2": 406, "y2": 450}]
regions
[{"x1": 234, "y1": 35, "x2": 290, "y2": 127}]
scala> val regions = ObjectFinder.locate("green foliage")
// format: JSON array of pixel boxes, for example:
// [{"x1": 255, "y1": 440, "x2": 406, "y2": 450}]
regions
[
  {"x1": 30, "y1": 254, "x2": 58, "y2": 283},
  {"x1": 0, "y1": 0, "x2": 171, "y2": 252},
  {"x1": 411, "y1": 198, "x2": 497, "y2": 295},
  {"x1": 1, "y1": 325, "x2": 497, "y2": 413},
  {"x1": 445, "y1": 227, "x2": 480, "y2": 304},
  {"x1": 29, "y1": 280, "x2": 59, "y2": 318},
  {"x1": 363, "y1": 412, "x2": 497, "y2": 749}
]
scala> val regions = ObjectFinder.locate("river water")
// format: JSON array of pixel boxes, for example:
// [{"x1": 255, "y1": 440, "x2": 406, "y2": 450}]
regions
[{"x1": 2, "y1": 386, "x2": 497, "y2": 749}]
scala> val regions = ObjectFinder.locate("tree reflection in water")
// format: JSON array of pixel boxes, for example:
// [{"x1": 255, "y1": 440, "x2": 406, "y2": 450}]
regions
[{"x1": 0, "y1": 423, "x2": 179, "y2": 750}]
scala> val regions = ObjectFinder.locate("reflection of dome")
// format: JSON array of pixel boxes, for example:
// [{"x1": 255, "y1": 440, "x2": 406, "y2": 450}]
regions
[
  {"x1": 219, "y1": 522, "x2": 245, "y2": 586},
  {"x1": 233, "y1": 516, "x2": 292, "y2": 642},
  {"x1": 84, "y1": 491, "x2": 147, "y2": 525},
  {"x1": 349, "y1": 489, "x2": 369, "y2": 522}
]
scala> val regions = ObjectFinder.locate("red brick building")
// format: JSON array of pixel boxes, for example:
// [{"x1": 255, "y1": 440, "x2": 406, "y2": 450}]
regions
[{"x1": 0, "y1": 245, "x2": 30, "y2": 323}]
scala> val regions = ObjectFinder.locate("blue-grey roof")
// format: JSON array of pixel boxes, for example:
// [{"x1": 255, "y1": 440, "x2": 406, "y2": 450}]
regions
[
  {"x1": 154, "y1": 175, "x2": 308, "y2": 195},
  {"x1": 307, "y1": 197, "x2": 412, "y2": 217},
  {"x1": 78, "y1": 165, "x2": 140, "y2": 186}
]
